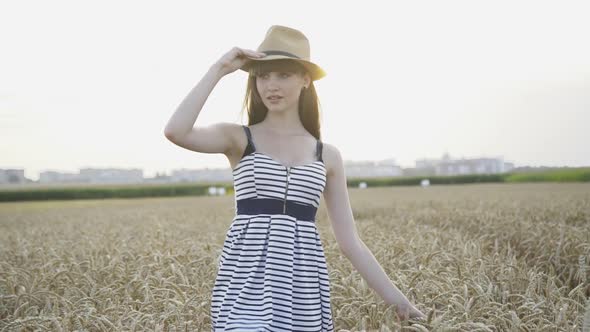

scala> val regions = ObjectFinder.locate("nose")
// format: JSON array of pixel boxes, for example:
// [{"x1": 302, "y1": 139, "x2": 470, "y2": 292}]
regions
[{"x1": 266, "y1": 80, "x2": 280, "y2": 91}]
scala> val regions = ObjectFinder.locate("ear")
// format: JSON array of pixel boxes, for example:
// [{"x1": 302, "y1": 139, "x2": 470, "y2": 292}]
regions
[{"x1": 303, "y1": 73, "x2": 311, "y2": 88}]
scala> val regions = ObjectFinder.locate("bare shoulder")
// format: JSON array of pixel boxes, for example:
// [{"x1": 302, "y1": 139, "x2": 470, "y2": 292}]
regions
[
  {"x1": 321, "y1": 141, "x2": 344, "y2": 177},
  {"x1": 198, "y1": 121, "x2": 246, "y2": 156},
  {"x1": 214, "y1": 121, "x2": 244, "y2": 133},
  {"x1": 165, "y1": 121, "x2": 245, "y2": 155},
  {"x1": 223, "y1": 121, "x2": 247, "y2": 141}
]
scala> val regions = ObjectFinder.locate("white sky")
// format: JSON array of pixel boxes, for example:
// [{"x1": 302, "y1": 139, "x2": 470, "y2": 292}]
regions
[{"x1": 1, "y1": 0, "x2": 589, "y2": 180}]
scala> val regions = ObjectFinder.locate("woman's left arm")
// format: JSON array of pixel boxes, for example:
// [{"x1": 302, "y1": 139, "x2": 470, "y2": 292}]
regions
[{"x1": 322, "y1": 143, "x2": 425, "y2": 319}]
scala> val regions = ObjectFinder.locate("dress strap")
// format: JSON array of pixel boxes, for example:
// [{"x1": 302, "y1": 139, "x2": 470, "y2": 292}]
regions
[
  {"x1": 241, "y1": 125, "x2": 256, "y2": 158},
  {"x1": 316, "y1": 139, "x2": 323, "y2": 162}
]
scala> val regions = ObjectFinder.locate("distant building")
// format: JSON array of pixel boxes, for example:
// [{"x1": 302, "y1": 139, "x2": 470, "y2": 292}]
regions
[
  {"x1": 36, "y1": 167, "x2": 233, "y2": 185},
  {"x1": 79, "y1": 168, "x2": 143, "y2": 184},
  {"x1": 409, "y1": 153, "x2": 514, "y2": 176},
  {"x1": 39, "y1": 168, "x2": 143, "y2": 184},
  {"x1": 39, "y1": 171, "x2": 83, "y2": 183},
  {"x1": 344, "y1": 158, "x2": 403, "y2": 178},
  {"x1": 435, "y1": 158, "x2": 510, "y2": 175},
  {"x1": 0, "y1": 169, "x2": 26, "y2": 184}
]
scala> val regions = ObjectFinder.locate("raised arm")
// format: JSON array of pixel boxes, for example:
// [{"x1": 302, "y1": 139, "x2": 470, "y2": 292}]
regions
[
  {"x1": 322, "y1": 143, "x2": 426, "y2": 321},
  {"x1": 163, "y1": 47, "x2": 265, "y2": 155}
]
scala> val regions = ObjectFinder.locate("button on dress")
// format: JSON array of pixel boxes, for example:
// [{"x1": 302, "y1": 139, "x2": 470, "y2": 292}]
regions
[{"x1": 210, "y1": 125, "x2": 335, "y2": 331}]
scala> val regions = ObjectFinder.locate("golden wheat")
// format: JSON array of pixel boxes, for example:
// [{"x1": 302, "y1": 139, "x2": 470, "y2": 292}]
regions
[{"x1": 0, "y1": 182, "x2": 588, "y2": 331}]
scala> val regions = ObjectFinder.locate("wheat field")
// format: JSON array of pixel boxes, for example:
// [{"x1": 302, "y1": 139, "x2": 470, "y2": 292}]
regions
[{"x1": 0, "y1": 182, "x2": 589, "y2": 331}]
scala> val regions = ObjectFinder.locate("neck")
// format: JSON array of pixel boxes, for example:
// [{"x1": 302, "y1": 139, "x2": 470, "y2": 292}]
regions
[{"x1": 261, "y1": 107, "x2": 305, "y2": 135}]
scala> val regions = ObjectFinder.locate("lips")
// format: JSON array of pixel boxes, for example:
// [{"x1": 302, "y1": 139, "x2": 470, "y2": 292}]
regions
[{"x1": 267, "y1": 95, "x2": 283, "y2": 100}]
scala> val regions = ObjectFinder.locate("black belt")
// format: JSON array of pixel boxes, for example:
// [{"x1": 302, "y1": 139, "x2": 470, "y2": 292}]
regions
[{"x1": 236, "y1": 198, "x2": 317, "y2": 221}]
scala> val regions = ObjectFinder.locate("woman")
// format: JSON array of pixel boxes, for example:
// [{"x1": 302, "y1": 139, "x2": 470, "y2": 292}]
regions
[{"x1": 164, "y1": 25, "x2": 425, "y2": 331}]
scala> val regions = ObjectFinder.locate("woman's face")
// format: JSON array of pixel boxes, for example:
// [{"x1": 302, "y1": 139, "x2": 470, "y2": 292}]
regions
[{"x1": 256, "y1": 70, "x2": 310, "y2": 112}]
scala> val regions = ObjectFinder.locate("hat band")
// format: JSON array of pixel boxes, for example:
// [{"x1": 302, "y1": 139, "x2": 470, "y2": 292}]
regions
[{"x1": 262, "y1": 50, "x2": 301, "y2": 59}]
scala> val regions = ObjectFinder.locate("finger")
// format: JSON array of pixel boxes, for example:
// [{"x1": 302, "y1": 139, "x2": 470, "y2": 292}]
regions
[
  {"x1": 235, "y1": 48, "x2": 250, "y2": 57},
  {"x1": 414, "y1": 313, "x2": 425, "y2": 319},
  {"x1": 239, "y1": 48, "x2": 265, "y2": 58},
  {"x1": 398, "y1": 311, "x2": 408, "y2": 322},
  {"x1": 248, "y1": 52, "x2": 265, "y2": 58},
  {"x1": 247, "y1": 49, "x2": 266, "y2": 56}
]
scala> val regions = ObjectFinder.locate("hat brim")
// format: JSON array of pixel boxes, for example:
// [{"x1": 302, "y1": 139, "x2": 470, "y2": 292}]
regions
[{"x1": 240, "y1": 54, "x2": 326, "y2": 81}]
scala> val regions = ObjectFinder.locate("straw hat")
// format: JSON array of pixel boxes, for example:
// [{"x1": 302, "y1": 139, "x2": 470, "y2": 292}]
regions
[{"x1": 240, "y1": 25, "x2": 326, "y2": 81}]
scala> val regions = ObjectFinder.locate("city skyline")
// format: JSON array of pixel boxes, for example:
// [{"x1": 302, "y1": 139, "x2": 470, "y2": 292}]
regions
[
  {"x1": 3, "y1": 151, "x2": 520, "y2": 184},
  {"x1": 2, "y1": 1, "x2": 589, "y2": 181},
  {"x1": 6, "y1": 149, "x2": 521, "y2": 181}
]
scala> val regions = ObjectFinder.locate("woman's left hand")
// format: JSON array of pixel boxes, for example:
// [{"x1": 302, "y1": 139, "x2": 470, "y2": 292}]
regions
[{"x1": 394, "y1": 302, "x2": 427, "y2": 322}]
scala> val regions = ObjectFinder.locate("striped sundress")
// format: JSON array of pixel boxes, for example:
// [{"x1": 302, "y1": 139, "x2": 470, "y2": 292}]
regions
[{"x1": 210, "y1": 125, "x2": 335, "y2": 331}]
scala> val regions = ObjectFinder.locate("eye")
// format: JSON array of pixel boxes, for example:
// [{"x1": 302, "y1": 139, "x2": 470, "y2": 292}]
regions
[
  {"x1": 280, "y1": 72, "x2": 291, "y2": 78},
  {"x1": 257, "y1": 73, "x2": 269, "y2": 79}
]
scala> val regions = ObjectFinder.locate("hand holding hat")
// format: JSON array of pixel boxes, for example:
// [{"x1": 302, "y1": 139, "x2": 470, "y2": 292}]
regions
[{"x1": 213, "y1": 47, "x2": 266, "y2": 77}]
